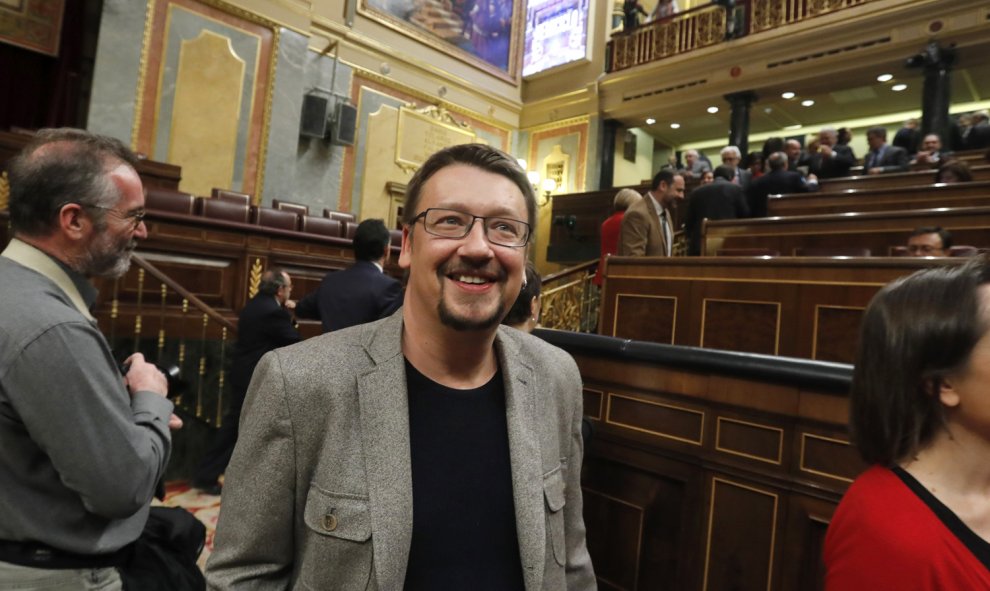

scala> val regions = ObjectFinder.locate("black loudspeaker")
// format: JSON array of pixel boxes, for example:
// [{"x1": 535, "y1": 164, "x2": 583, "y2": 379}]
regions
[
  {"x1": 331, "y1": 103, "x2": 358, "y2": 146},
  {"x1": 300, "y1": 94, "x2": 330, "y2": 139}
]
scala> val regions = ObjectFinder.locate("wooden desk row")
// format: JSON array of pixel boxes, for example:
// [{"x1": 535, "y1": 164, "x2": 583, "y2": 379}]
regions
[
  {"x1": 703, "y1": 206, "x2": 990, "y2": 258},
  {"x1": 768, "y1": 179, "x2": 990, "y2": 217},
  {"x1": 599, "y1": 256, "x2": 958, "y2": 364},
  {"x1": 538, "y1": 329, "x2": 857, "y2": 591}
]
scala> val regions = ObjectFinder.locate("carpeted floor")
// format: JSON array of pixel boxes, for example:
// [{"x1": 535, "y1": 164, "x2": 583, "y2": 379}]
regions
[{"x1": 158, "y1": 481, "x2": 221, "y2": 571}]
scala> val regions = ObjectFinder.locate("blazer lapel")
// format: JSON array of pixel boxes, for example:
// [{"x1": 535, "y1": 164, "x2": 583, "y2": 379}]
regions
[
  {"x1": 496, "y1": 331, "x2": 545, "y2": 591},
  {"x1": 357, "y1": 312, "x2": 413, "y2": 589}
]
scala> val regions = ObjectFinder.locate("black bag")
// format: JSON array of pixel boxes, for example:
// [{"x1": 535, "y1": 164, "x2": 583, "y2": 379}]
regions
[{"x1": 120, "y1": 506, "x2": 206, "y2": 591}]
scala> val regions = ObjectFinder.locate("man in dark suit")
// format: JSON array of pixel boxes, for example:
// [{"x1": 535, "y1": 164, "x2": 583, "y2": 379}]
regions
[
  {"x1": 911, "y1": 133, "x2": 952, "y2": 167},
  {"x1": 746, "y1": 152, "x2": 813, "y2": 217},
  {"x1": 192, "y1": 268, "x2": 300, "y2": 494},
  {"x1": 295, "y1": 218, "x2": 404, "y2": 332},
  {"x1": 683, "y1": 165, "x2": 750, "y2": 255},
  {"x1": 807, "y1": 127, "x2": 857, "y2": 179},
  {"x1": 864, "y1": 126, "x2": 910, "y2": 175}
]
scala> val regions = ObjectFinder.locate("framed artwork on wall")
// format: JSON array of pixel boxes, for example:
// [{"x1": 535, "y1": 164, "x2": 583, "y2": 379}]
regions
[
  {"x1": 360, "y1": 0, "x2": 523, "y2": 82},
  {"x1": 0, "y1": 0, "x2": 64, "y2": 56}
]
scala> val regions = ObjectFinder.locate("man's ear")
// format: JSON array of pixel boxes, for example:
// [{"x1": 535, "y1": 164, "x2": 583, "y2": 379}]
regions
[
  {"x1": 58, "y1": 203, "x2": 88, "y2": 240},
  {"x1": 398, "y1": 226, "x2": 413, "y2": 270}
]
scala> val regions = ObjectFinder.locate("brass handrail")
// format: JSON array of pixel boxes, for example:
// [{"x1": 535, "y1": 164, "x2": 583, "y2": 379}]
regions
[{"x1": 131, "y1": 254, "x2": 236, "y2": 332}]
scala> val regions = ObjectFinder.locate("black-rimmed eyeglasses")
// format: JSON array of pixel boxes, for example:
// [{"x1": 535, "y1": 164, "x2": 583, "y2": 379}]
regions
[{"x1": 412, "y1": 208, "x2": 530, "y2": 247}]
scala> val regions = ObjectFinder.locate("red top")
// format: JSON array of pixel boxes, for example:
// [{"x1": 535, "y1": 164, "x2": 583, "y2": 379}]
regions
[
  {"x1": 594, "y1": 211, "x2": 625, "y2": 286},
  {"x1": 824, "y1": 465, "x2": 990, "y2": 590}
]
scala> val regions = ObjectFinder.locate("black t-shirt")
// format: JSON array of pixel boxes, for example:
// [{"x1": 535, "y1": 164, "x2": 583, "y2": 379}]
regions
[{"x1": 402, "y1": 359, "x2": 526, "y2": 591}]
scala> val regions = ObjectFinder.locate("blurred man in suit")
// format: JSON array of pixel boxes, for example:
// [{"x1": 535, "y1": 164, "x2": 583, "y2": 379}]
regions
[
  {"x1": 864, "y1": 126, "x2": 910, "y2": 175},
  {"x1": 911, "y1": 133, "x2": 952, "y2": 167},
  {"x1": 683, "y1": 165, "x2": 749, "y2": 255},
  {"x1": 720, "y1": 145, "x2": 751, "y2": 188},
  {"x1": 618, "y1": 170, "x2": 685, "y2": 257},
  {"x1": 746, "y1": 152, "x2": 813, "y2": 217},
  {"x1": 207, "y1": 144, "x2": 596, "y2": 590},
  {"x1": 192, "y1": 268, "x2": 299, "y2": 494},
  {"x1": 295, "y1": 218, "x2": 404, "y2": 332},
  {"x1": 807, "y1": 127, "x2": 857, "y2": 179}
]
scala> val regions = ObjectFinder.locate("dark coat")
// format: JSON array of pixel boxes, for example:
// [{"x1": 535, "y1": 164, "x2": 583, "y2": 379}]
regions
[
  {"x1": 230, "y1": 294, "x2": 301, "y2": 396},
  {"x1": 295, "y1": 260, "x2": 403, "y2": 333},
  {"x1": 747, "y1": 169, "x2": 811, "y2": 217},
  {"x1": 863, "y1": 144, "x2": 910, "y2": 174},
  {"x1": 683, "y1": 180, "x2": 750, "y2": 255},
  {"x1": 806, "y1": 144, "x2": 857, "y2": 179}
]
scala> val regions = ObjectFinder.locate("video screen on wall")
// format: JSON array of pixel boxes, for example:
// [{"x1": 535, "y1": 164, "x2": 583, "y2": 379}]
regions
[{"x1": 522, "y1": 0, "x2": 589, "y2": 77}]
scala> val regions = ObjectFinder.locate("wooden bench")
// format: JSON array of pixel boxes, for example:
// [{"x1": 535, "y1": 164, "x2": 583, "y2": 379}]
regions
[
  {"x1": 767, "y1": 180, "x2": 990, "y2": 217},
  {"x1": 817, "y1": 163, "x2": 990, "y2": 193},
  {"x1": 702, "y1": 206, "x2": 990, "y2": 258},
  {"x1": 599, "y1": 256, "x2": 953, "y2": 364}
]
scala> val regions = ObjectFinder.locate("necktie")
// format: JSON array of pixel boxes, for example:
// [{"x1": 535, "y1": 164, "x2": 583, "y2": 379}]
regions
[{"x1": 660, "y1": 211, "x2": 671, "y2": 256}]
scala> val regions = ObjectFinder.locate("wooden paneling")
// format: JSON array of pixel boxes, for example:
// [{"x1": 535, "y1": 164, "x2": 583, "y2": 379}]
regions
[
  {"x1": 601, "y1": 257, "x2": 956, "y2": 360},
  {"x1": 703, "y1": 206, "x2": 990, "y2": 257},
  {"x1": 537, "y1": 335, "x2": 862, "y2": 591},
  {"x1": 768, "y1": 180, "x2": 990, "y2": 217}
]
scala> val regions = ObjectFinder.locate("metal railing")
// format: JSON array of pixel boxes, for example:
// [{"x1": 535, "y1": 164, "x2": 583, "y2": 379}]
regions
[
  {"x1": 540, "y1": 259, "x2": 600, "y2": 333},
  {"x1": 607, "y1": 0, "x2": 875, "y2": 72},
  {"x1": 101, "y1": 254, "x2": 236, "y2": 427}
]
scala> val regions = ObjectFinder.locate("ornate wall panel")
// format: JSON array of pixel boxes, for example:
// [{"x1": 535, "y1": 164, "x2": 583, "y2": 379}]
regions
[{"x1": 134, "y1": 0, "x2": 277, "y2": 197}]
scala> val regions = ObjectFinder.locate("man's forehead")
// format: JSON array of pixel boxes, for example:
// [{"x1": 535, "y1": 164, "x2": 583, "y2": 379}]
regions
[{"x1": 422, "y1": 165, "x2": 527, "y2": 216}]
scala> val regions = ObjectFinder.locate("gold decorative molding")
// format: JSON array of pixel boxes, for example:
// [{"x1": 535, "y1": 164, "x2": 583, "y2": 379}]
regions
[
  {"x1": 523, "y1": 114, "x2": 590, "y2": 134},
  {"x1": 0, "y1": 171, "x2": 9, "y2": 211},
  {"x1": 248, "y1": 258, "x2": 263, "y2": 298},
  {"x1": 132, "y1": 0, "x2": 158, "y2": 150}
]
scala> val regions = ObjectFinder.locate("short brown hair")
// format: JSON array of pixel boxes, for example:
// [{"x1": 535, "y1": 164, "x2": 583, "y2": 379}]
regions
[
  {"x1": 402, "y1": 144, "x2": 536, "y2": 238},
  {"x1": 7, "y1": 128, "x2": 139, "y2": 237},
  {"x1": 850, "y1": 255, "x2": 990, "y2": 465}
]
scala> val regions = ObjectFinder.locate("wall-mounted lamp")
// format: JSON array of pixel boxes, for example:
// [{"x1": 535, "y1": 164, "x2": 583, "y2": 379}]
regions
[{"x1": 540, "y1": 178, "x2": 557, "y2": 206}]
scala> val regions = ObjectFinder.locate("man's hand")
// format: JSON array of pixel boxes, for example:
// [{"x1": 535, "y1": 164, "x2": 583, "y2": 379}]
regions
[
  {"x1": 168, "y1": 413, "x2": 183, "y2": 430},
  {"x1": 123, "y1": 353, "x2": 168, "y2": 397},
  {"x1": 284, "y1": 299, "x2": 296, "y2": 311},
  {"x1": 868, "y1": 167, "x2": 883, "y2": 175}
]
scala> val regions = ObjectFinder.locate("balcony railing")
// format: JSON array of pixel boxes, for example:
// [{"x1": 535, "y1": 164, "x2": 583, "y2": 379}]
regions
[
  {"x1": 540, "y1": 259, "x2": 600, "y2": 333},
  {"x1": 607, "y1": 0, "x2": 874, "y2": 72}
]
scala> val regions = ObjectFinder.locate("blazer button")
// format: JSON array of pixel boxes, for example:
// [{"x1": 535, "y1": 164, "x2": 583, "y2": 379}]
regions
[{"x1": 322, "y1": 513, "x2": 338, "y2": 531}]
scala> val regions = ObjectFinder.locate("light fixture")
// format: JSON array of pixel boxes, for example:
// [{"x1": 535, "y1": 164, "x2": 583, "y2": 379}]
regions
[
  {"x1": 646, "y1": 117, "x2": 656, "y2": 125},
  {"x1": 877, "y1": 73, "x2": 893, "y2": 82},
  {"x1": 707, "y1": 106, "x2": 719, "y2": 114},
  {"x1": 781, "y1": 91, "x2": 796, "y2": 99},
  {"x1": 517, "y1": 158, "x2": 528, "y2": 170},
  {"x1": 670, "y1": 123, "x2": 681, "y2": 129},
  {"x1": 892, "y1": 83, "x2": 908, "y2": 92},
  {"x1": 784, "y1": 124, "x2": 802, "y2": 130},
  {"x1": 526, "y1": 170, "x2": 540, "y2": 187},
  {"x1": 801, "y1": 99, "x2": 815, "y2": 107},
  {"x1": 540, "y1": 178, "x2": 557, "y2": 206}
]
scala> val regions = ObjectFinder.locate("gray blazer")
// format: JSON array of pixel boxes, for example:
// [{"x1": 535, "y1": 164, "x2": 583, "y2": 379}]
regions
[{"x1": 206, "y1": 310, "x2": 596, "y2": 590}]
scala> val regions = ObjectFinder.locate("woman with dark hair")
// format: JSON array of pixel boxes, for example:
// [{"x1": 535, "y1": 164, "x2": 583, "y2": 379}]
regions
[
  {"x1": 935, "y1": 159, "x2": 973, "y2": 183},
  {"x1": 502, "y1": 262, "x2": 542, "y2": 333},
  {"x1": 824, "y1": 255, "x2": 990, "y2": 589}
]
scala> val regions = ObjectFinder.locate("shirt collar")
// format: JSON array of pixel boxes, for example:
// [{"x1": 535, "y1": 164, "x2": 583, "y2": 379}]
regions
[{"x1": 47, "y1": 251, "x2": 99, "y2": 308}]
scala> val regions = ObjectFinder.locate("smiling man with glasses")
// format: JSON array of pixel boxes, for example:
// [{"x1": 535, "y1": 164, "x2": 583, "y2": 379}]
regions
[{"x1": 209, "y1": 144, "x2": 597, "y2": 590}]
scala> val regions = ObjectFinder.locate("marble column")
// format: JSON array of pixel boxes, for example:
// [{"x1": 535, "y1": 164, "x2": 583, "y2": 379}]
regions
[{"x1": 724, "y1": 91, "x2": 757, "y2": 156}]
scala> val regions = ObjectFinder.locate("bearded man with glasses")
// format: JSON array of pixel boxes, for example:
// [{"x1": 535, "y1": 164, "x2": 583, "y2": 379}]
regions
[
  {"x1": 208, "y1": 144, "x2": 597, "y2": 590},
  {"x1": 0, "y1": 128, "x2": 178, "y2": 589}
]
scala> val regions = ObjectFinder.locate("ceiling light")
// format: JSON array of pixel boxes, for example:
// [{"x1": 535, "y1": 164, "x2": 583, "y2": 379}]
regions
[
  {"x1": 784, "y1": 124, "x2": 802, "y2": 130},
  {"x1": 877, "y1": 73, "x2": 893, "y2": 82},
  {"x1": 670, "y1": 123, "x2": 681, "y2": 129},
  {"x1": 645, "y1": 117, "x2": 656, "y2": 125},
  {"x1": 707, "y1": 106, "x2": 719, "y2": 114},
  {"x1": 781, "y1": 92, "x2": 796, "y2": 99},
  {"x1": 801, "y1": 99, "x2": 815, "y2": 107},
  {"x1": 892, "y1": 84, "x2": 908, "y2": 92}
]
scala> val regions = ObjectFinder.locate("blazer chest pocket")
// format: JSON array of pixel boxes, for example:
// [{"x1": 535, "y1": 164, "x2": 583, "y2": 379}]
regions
[
  {"x1": 301, "y1": 486, "x2": 374, "y2": 590},
  {"x1": 304, "y1": 486, "x2": 372, "y2": 542},
  {"x1": 543, "y1": 467, "x2": 566, "y2": 567}
]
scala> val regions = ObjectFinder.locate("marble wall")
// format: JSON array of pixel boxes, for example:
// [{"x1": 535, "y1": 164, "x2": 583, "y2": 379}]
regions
[{"x1": 88, "y1": 0, "x2": 149, "y2": 144}]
